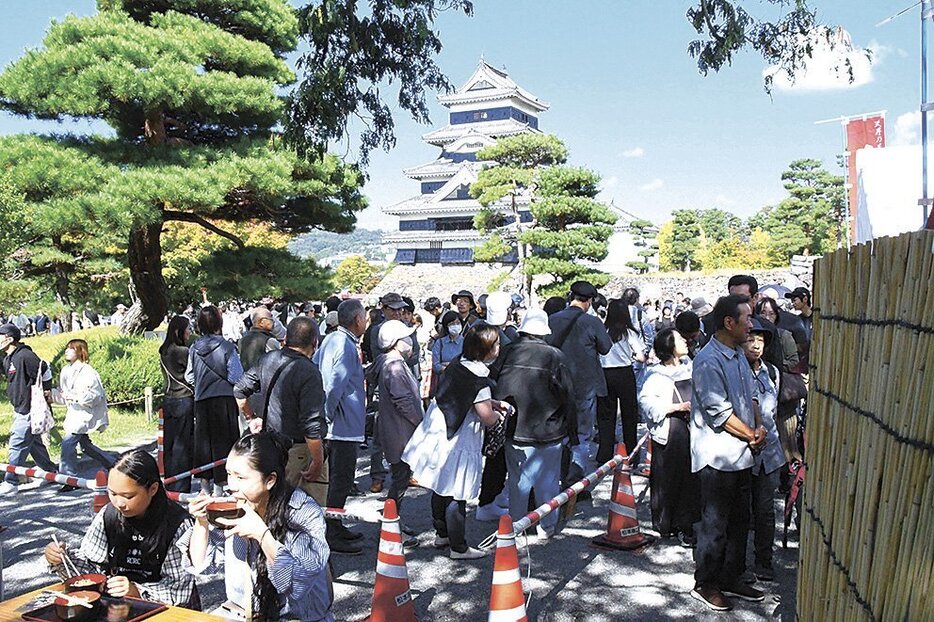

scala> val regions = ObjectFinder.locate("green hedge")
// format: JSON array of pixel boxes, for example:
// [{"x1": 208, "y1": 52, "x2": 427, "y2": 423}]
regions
[{"x1": 23, "y1": 326, "x2": 162, "y2": 403}]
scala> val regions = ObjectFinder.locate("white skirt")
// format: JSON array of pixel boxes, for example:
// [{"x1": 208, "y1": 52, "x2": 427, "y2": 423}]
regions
[{"x1": 402, "y1": 401, "x2": 483, "y2": 502}]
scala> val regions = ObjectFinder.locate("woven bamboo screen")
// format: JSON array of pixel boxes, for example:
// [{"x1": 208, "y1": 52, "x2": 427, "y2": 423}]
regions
[{"x1": 797, "y1": 230, "x2": 934, "y2": 620}]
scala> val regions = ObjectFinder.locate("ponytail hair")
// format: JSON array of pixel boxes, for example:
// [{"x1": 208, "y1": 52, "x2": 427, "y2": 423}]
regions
[
  {"x1": 107, "y1": 449, "x2": 175, "y2": 564},
  {"x1": 230, "y1": 431, "x2": 295, "y2": 621}
]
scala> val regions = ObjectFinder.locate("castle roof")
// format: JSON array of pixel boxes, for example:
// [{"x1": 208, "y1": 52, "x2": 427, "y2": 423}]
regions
[{"x1": 438, "y1": 60, "x2": 549, "y2": 112}]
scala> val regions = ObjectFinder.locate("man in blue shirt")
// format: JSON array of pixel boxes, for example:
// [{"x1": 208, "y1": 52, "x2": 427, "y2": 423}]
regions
[
  {"x1": 689, "y1": 295, "x2": 768, "y2": 611},
  {"x1": 313, "y1": 299, "x2": 368, "y2": 554}
]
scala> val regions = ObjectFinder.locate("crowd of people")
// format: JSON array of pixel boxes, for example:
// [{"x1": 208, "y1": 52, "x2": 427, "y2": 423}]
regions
[{"x1": 1, "y1": 274, "x2": 814, "y2": 618}]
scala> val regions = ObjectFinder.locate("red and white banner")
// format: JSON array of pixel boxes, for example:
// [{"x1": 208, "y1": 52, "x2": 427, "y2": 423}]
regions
[{"x1": 845, "y1": 115, "x2": 886, "y2": 239}]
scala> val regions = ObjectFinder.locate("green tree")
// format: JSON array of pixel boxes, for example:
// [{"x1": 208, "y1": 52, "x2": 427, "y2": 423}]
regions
[
  {"x1": 0, "y1": 1, "x2": 366, "y2": 332},
  {"x1": 698, "y1": 208, "x2": 744, "y2": 243},
  {"x1": 333, "y1": 255, "x2": 380, "y2": 293},
  {"x1": 286, "y1": 0, "x2": 473, "y2": 163},
  {"x1": 471, "y1": 134, "x2": 616, "y2": 297},
  {"x1": 471, "y1": 134, "x2": 569, "y2": 295},
  {"x1": 626, "y1": 218, "x2": 657, "y2": 274},
  {"x1": 661, "y1": 209, "x2": 703, "y2": 271},
  {"x1": 687, "y1": 1, "x2": 865, "y2": 93},
  {"x1": 758, "y1": 159, "x2": 844, "y2": 262}
]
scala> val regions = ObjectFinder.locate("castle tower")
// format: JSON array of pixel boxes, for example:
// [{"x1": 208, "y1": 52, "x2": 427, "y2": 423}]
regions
[{"x1": 382, "y1": 59, "x2": 549, "y2": 264}]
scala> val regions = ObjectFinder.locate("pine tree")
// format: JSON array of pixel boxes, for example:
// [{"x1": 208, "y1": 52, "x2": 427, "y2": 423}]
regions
[
  {"x1": 625, "y1": 218, "x2": 658, "y2": 274},
  {"x1": 0, "y1": 1, "x2": 366, "y2": 331},
  {"x1": 470, "y1": 134, "x2": 616, "y2": 297}
]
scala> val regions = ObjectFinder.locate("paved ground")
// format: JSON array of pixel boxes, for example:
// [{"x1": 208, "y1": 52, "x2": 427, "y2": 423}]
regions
[{"x1": 0, "y1": 442, "x2": 798, "y2": 621}]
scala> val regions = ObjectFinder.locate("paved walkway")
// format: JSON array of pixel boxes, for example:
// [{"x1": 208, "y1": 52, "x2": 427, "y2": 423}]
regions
[{"x1": 0, "y1": 447, "x2": 798, "y2": 621}]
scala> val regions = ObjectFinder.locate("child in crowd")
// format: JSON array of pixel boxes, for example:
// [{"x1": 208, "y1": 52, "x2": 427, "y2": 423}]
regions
[{"x1": 44, "y1": 449, "x2": 198, "y2": 607}]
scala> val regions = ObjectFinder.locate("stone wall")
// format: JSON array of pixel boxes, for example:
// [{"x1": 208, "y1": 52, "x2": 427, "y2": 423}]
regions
[
  {"x1": 371, "y1": 264, "x2": 811, "y2": 308},
  {"x1": 371, "y1": 263, "x2": 521, "y2": 303},
  {"x1": 602, "y1": 269, "x2": 808, "y2": 305}
]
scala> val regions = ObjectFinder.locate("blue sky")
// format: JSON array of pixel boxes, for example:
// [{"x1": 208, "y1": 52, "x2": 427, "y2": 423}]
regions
[{"x1": 1, "y1": 1, "x2": 925, "y2": 230}]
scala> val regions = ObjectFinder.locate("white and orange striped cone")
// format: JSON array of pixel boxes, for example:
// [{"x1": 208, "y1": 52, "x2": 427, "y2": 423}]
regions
[
  {"x1": 92, "y1": 470, "x2": 108, "y2": 514},
  {"x1": 640, "y1": 437, "x2": 653, "y2": 477},
  {"x1": 488, "y1": 515, "x2": 528, "y2": 622},
  {"x1": 363, "y1": 498, "x2": 419, "y2": 622},
  {"x1": 156, "y1": 408, "x2": 165, "y2": 478},
  {"x1": 591, "y1": 442, "x2": 655, "y2": 551}
]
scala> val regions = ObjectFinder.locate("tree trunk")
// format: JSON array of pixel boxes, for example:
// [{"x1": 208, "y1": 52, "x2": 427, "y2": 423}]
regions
[{"x1": 125, "y1": 221, "x2": 168, "y2": 334}]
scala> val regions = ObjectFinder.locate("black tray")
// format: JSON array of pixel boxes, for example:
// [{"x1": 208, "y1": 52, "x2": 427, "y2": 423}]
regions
[{"x1": 20, "y1": 595, "x2": 167, "y2": 622}]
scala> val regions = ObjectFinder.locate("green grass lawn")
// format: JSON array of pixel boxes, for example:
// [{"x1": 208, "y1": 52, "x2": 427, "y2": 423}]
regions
[{"x1": 0, "y1": 400, "x2": 157, "y2": 464}]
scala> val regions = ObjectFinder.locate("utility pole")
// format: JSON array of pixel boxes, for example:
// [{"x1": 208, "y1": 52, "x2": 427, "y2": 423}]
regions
[{"x1": 922, "y1": 1, "x2": 933, "y2": 227}]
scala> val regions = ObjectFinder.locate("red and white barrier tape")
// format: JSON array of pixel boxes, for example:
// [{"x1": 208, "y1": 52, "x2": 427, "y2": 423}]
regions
[
  {"x1": 162, "y1": 458, "x2": 227, "y2": 485},
  {"x1": 478, "y1": 433, "x2": 649, "y2": 549},
  {"x1": 0, "y1": 463, "x2": 98, "y2": 490}
]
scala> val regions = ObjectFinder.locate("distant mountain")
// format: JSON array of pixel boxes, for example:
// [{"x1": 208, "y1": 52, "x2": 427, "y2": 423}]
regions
[{"x1": 289, "y1": 228, "x2": 391, "y2": 264}]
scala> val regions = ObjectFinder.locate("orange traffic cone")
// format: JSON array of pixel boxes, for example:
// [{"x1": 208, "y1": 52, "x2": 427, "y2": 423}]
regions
[
  {"x1": 641, "y1": 437, "x2": 653, "y2": 476},
  {"x1": 364, "y1": 498, "x2": 419, "y2": 622},
  {"x1": 488, "y1": 515, "x2": 528, "y2": 622},
  {"x1": 591, "y1": 442, "x2": 655, "y2": 551},
  {"x1": 92, "y1": 470, "x2": 108, "y2": 514}
]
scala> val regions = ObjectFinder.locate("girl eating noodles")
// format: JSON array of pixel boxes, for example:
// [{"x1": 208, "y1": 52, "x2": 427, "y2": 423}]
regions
[
  {"x1": 43, "y1": 449, "x2": 198, "y2": 607},
  {"x1": 184, "y1": 431, "x2": 333, "y2": 622}
]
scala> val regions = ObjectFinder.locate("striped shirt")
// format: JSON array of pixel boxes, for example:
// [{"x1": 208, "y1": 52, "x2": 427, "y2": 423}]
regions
[
  {"x1": 51, "y1": 506, "x2": 198, "y2": 607},
  {"x1": 182, "y1": 489, "x2": 333, "y2": 622}
]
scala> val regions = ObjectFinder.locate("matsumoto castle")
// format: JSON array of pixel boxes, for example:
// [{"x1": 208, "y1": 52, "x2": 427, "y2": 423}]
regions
[{"x1": 382, "y1": 59, "x2": 637, "y2": 270}]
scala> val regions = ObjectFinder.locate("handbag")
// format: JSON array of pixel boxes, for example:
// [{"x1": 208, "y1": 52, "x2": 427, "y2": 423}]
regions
[
  {"x1": 29, "y1": 362, "x2": 55, "y2": 434},
  {"x1": 779, "y1": 371, "x2": 808, "y2": 403},
  {"x1": 482, "y1": 413, "x2": 508, "y2": 458},
  {"x1": 482, "y1": 402, "x2": 515, "y2": 458}
]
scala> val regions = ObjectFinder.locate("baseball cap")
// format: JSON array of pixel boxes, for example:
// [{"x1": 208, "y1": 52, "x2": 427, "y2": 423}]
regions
[
  {"x1": 0, "y1": 323, "x2": 21, "y2": 341},
  {"x1": 379, "y1": 292, "x2": 407, "y2": 310},
  {"x1": 569, "y1": 281, "x2": 598, "y2": 299},
  {"x1": 784, "y1": 287, "x2": 810, "y2": 301},
  {"x1": 377, "y1": 319, "x2": 417, "y2": 350}
]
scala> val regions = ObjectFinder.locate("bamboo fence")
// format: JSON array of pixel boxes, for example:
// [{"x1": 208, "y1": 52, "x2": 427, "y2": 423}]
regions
[{"x1": 797, "y1": 230, "x2": 934, "y2": 620}]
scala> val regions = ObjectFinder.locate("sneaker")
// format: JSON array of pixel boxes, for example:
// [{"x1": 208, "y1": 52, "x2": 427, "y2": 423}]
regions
[
  {"x1": 450, "y1": 546, "x2": 487, "y2": 560},
  {"x1": 369, "y1": 480, "x2": 384, "y2": 494},
  {"x1": 433, "y1": 536, "x2": 450, "y2": 548},
  {"x1": 327, "y1": 538, "x2": 363, "y2": 555},
  {"x1": 59, "y1": 484, "x2": 80, "y2": 493},
  {"x1": 475, "y1": 503, "x2": 509, "y2": 522},
  {"x1": 402, "y1": 536, "x2": 419, "y2": 549},
  {"x1": 678, "y1": 532, "x2": 697, "y2": 548},
  {"x1": 0, "y1": 481, "x2": 17, "y2": 496},
  {"x1": 348, "y1": 484, "x2": 365, "y2": 497},
  {"x1": 740, "y1": 570, "x2": 757, "y2": 585},
  {"x1": 721, "y1": 583, "x2": 766, "y2": 602},
  {"x1": 753, "y1": 564, "x2": 775, "y2": 582},
  {"x1": 690, "y1": 586, "x2": 733, "y2": 611}
]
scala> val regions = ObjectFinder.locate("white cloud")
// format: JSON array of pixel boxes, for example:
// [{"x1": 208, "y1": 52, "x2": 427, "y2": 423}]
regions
[
  {"x1": 764, "y1": 29, "x2": 876, "y2": 92},
  {"x1": 640, "y1": 178, "x2": 664, "y2": 192},
  {"x1": 621, "y1": 147, "x2": 645, "y2": 158},
  {"x1": 890, "y1": 111, "x2": 921, "y2": 146},
  {"x1": 713, "y1": 194, "x2": 736, "y2": 207}
]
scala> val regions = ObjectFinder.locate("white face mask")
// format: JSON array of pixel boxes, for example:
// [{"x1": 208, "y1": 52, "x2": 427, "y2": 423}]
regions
[{"x1": 447, "y1": 324, "x2": 462, "y2": 337}]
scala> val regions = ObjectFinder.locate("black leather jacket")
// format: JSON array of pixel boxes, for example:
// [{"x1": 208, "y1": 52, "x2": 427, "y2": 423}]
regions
[{"x1": 490, "y1": 335, "x2": 578, "y2": 446}]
